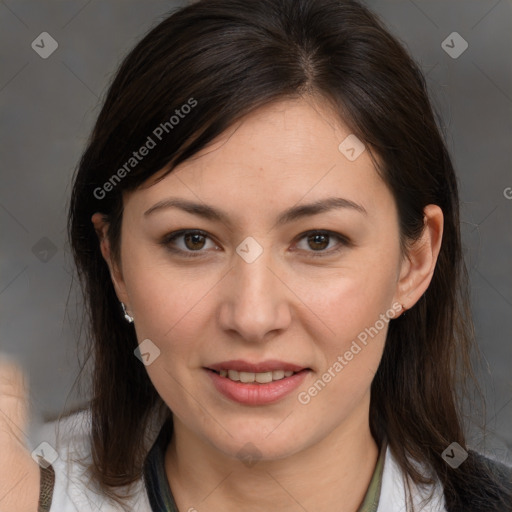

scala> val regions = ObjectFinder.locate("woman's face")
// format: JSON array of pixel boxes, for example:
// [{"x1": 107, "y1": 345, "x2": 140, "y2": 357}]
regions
[{"x1": 103, "y1": 98, "x2": 415, "y2": 460}]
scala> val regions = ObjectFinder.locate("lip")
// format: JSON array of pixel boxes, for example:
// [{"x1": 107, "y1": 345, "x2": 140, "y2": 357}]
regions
[
  {"x1": 207, "y1": 359, "x2": 307, "y2": 373},
  {"x1": 205, "y1": 366, "x2": 310, "y2": 405}
]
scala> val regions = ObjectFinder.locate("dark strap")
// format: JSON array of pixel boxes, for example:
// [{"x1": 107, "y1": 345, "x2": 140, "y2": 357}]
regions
[
  {"x1": 38, "y1": 461, "x2": 55, "y2": 512},
  {"x1": 143, "y1": 417, "x2": 178, "y2": 512}
]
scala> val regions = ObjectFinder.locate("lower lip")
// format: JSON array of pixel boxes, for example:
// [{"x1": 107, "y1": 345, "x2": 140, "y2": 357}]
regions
[{"x1": 205, "y1": 369, "x2": 310, "y2": 405}]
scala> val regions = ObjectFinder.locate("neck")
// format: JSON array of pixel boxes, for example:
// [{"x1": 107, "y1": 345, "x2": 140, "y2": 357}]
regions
[{"x1": 165, "y1": 400, "x2": 379, "y2": 512}]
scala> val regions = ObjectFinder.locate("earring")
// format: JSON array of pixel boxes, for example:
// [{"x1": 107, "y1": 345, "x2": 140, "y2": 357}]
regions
[
  {"x1": 121, "y1": 302, "x2": 134, "y2": 323},
  {"x1": 401, "y1": 304, "x2": 407, "y2": 317}
]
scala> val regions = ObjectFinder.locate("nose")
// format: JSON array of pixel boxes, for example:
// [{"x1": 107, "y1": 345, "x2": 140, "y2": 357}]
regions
[{"x1": 217, "y1": 247, "x2": 292, "y2": 344}]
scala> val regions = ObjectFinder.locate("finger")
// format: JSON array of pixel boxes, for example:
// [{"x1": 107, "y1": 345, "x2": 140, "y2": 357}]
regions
[{"x1": 0, "y1": 353, "x2": 31, "y2": 448}]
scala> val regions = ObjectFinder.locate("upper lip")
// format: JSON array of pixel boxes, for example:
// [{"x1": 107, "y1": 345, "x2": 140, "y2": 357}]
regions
[{"x1": 207, "y1": 359, "x2": 308, "y2": 373}]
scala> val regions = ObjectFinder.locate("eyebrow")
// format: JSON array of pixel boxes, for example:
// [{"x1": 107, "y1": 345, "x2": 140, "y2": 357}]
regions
[{"x1": 143, "y1": 196, "x2": 367, "y2": 227}]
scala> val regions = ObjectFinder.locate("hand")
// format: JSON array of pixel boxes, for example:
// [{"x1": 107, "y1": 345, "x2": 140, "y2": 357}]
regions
[{"x1": 0, "y1": 355, "x2": 41, "y2": 512}]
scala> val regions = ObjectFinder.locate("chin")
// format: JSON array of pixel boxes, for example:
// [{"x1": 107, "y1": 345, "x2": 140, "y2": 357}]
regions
[{"x1": 208, "y1": 429, "x2": 306, "y2": 463}]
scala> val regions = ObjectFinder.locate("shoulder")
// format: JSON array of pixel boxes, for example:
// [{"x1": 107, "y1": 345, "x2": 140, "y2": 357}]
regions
[
  {"x1": 32, "y1": 408, "x2": 152, "y2": 511},
  {"x1": 379, "y1": 446, "x2": 512, "y2": 512},
  {"x1": 471, "y1": 449, "x2": 512, "y2": 484},
  {"x1": 447, "y1": 450, "x2": 512, "y2": 512}
]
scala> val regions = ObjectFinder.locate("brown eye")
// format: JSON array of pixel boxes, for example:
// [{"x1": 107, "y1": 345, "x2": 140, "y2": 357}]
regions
[
  {"x1": 161, "y1": 229, "x2": 218, "y2": 257},
  {"x1": 307, "y1": 233, "x2": 330, "y2": 251},
  {"x1": 294, "y1": 230, "x2": 350, "y2": 258},
  {"x1": 183, "y1": 233, "x2": 206, "y2": 250}
]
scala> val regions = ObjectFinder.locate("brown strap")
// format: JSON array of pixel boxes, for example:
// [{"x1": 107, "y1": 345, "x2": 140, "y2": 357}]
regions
[{"x1": 38, "y1": 461, "x2": 55, "y2": 512}]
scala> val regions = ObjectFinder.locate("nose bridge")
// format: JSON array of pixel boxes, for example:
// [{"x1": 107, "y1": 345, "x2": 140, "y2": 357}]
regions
[{"x1": 218, "y1": 244, "x2": 291, "y2": 342}]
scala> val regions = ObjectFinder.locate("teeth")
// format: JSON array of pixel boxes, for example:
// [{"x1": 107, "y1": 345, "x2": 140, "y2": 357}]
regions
[
  {"x1": 255, "y1": 372, "x2": 273, "y2": 383},
  {"x1": 239, "y1": 371, "x2": 255, "y2": 383},
  {"x1": 228, "y1": 369, "x2": 240, "y2": 381},
  {"x1": 218, "y1": 369, "x2": 299, "y2": 383}
]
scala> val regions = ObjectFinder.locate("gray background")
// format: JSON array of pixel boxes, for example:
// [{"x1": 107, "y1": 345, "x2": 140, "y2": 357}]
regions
[{"x1": 1, "y1": 0, "x2": 511, "y2": 462}]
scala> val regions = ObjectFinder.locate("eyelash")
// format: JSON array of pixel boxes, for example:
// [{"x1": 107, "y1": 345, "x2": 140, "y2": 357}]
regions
[{"x1": 160, "y1": 229, "x2": 351, "y2": 259}]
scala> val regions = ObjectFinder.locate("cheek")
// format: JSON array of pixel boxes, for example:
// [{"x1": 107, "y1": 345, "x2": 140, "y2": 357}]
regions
[
  {"x1": 298, "y1": 280, "x2": 391, "y2": 414},
  {"x1": 295, "y1": 257, "x2": 398, "y2": 394},
  {"x1": 123, "y1": 262, "x2": 212, "y2": 414},
  {"x1": 120, "y1": 237, "x2": 207, "y2": 329},
  {"x1": 114, "y1": 236, "x2": 218, "y2": 415},
  {"x1": 297, "y1": 259, "x2": 398, "y2": 343}
]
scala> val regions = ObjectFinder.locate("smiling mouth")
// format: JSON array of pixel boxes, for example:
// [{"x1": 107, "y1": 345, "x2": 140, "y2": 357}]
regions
[{"x1": 208, "y1": 368, "x2": 308, "y2": 384}]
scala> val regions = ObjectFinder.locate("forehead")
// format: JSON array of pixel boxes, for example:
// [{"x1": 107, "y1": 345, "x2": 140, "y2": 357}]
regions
[{"x1": 125, "y1": 98, "x2": 394, "y2": 222}]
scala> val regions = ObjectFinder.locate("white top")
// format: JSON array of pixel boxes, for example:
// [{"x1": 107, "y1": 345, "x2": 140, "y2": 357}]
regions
[{"x1": 31, "y1": 410, "x2": 447, "y2": 511}]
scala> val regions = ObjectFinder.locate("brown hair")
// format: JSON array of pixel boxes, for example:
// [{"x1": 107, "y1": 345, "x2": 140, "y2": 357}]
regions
[{"x1": 67, "y1": 0, "x2": 511, "y2": 509}]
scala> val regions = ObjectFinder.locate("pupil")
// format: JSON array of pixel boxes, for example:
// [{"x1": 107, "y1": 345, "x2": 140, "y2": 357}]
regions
[
  {"x1": 185, "y1": 233, "x2": 205, "y2": 250},
  {"x1": 309, "y1": 234, "x2": 328, "y2": 250}
]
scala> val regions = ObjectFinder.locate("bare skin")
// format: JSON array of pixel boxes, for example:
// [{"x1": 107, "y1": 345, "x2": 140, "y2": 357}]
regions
[
  {"x1": 0, "y1": 356, "x2": 40, "y2": 512},
  {"x1": 93, "y1": 97, "x2": 443, "y2": 511}
]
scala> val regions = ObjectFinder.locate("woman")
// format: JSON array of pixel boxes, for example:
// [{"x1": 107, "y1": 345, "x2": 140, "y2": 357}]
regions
[{"x1": 1, "y1": 0, "x2": 511, "y2": 510}]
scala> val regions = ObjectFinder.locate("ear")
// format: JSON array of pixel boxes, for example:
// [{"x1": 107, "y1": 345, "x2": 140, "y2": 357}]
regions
[
  {"x1": 91, "y1": 212, "x2": 130, "y2": 306},
  {"x1": 393, "y1": 204, "x2": 444, "y2": 311}
]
